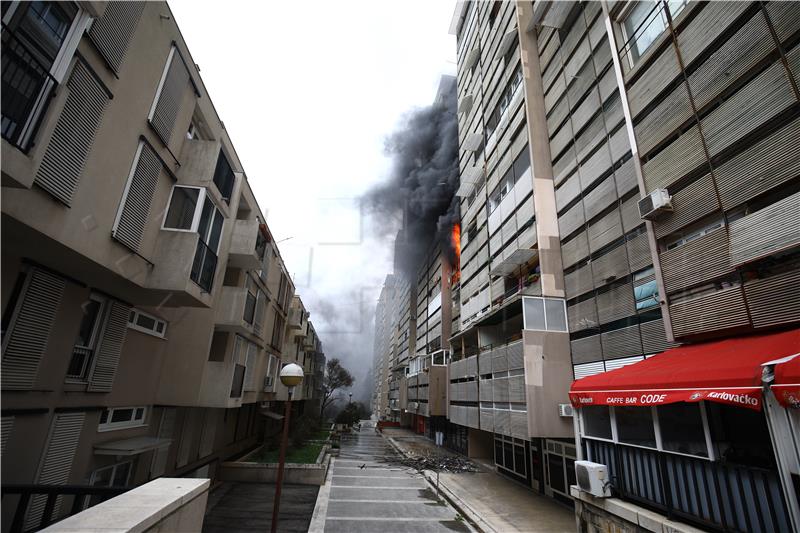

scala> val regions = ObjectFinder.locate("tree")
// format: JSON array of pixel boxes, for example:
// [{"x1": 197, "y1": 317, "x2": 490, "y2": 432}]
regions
[
  {"x1": 334, "y1": 402, "x2": 367, "y2": 426},
  {"x1": 320, "y1": 358, "x2": 354, "y2": 418}
]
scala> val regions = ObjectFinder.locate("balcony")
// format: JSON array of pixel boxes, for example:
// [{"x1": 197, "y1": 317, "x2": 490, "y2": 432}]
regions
[
  {"x1": 288, "y1": 307, "x2": 303, "y2": 330},
  {"x1": 176, "y1": 139, "x2": 238, "y2": 210},
  {"x1": 228, "y1": 219, "x2": 267, "y2": 270},
  {"x1": 1, "y1": 24, "x2": 57, "y2": 157},
  {"x1": 215, "y1": 286, "x2": 259, "y2": 337},
  {"x1": 145, "y1": 230, "x2": 215, "y2": 307}
]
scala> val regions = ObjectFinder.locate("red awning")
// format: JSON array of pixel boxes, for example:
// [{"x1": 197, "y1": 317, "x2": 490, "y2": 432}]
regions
[
  {"x1": 772, "y1": 354, "x2": 800, "y2": 408},
  {"x1": 569, "y1": 329, "x2": 800, "y2": 411}
]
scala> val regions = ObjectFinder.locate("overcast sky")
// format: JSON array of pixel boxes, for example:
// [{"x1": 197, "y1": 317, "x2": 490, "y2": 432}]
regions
[{"x1": 170, "y1": 0, "x2": 457, "y2": 403}]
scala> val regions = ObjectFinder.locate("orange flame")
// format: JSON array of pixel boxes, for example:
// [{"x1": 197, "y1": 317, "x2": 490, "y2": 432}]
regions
[{"x1": 450, "y1": 224, "x2": 461, "y2": 286}]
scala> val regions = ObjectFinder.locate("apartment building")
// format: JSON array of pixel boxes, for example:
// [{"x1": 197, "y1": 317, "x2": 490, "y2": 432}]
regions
[
  {"x1": 372, "y1": 275, "x2": 398, "y2": 419},
  {"x1": 0, "y1": 1, "x2": 314, "y2": 529},
  {"x1": 276, "y1": 296, "x2": 325, "y2": 411},
  {"x1": 372, "y1": 0, "x2": 800, "y2": 528}
]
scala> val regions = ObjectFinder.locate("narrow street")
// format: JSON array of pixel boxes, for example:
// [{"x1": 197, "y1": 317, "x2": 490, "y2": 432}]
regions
[{"x1": 311, "y1": 423, "x2": 472, "y2": 532}]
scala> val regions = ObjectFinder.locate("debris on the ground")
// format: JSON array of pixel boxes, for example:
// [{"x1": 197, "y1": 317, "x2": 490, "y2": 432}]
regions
[{"x1": 381, "y1": 450, "x2": 479, "y2": 473}]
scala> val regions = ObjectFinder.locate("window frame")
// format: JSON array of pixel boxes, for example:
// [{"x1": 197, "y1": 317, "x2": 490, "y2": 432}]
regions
[
  {"x1": 127, "y1": 308, "x2": 167, "y2": 339},
  {"x1": 98, "y1": 406, "x2": 148, "y2": 432},
  {"x1": 522, "y1": 296, "x2": 568, "y2": 332},
  {"x1": 619, "y1": 0, "x2": 687, "y2": 68},
  {"x1": 66, "y1": 292, "x2": 109, "y2": 382},
  {"x1": 580, "y1": 403, "x2": 716, "y2": 460}
]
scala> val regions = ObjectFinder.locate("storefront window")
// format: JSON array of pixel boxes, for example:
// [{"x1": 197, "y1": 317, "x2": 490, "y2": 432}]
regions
[
  {"x1": 582, "y1": 406, "x2": 612, "y2": 440},
  {"x1": 615, "y1": 406, "x2": 656, "y2": 448},
  {"x1": 658, "y1": 403, "x2": 707, "y2": 457}
]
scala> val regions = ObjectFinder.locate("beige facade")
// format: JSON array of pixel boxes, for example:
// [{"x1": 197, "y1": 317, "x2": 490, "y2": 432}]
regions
[{"x1": 1, "y1": 1, "x2": 320, "y2": 529}]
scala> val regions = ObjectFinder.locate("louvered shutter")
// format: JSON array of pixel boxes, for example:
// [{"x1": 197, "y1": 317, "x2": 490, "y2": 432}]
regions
[
  {"x1": 244, "y1": 342, "x2": 257, "y2": 391},
  {"x1": 112, "y1": 142, "x2": 162, "y2": 252},
  {"x1": 26, "y1": 412, "x2": 85, "y2": 529},
  {"x1": 2, "y1": 269, "x2": 65, "y2": 390},
  {"x1": 1, "y1": 416, "x2": 14, "y2": 456},
  {"x1": 88, "y1": 1, "x2": 145, "y2": 72},
  {"x1": 149, "y1": 46, "x2": 191, "y2": 145},
  {"x1": 87, "y1": 301, "x2": 131, "y2": 392},
  {"x1": 34, "y1": 62, "x2": 109, "y2": 205},
  {"x1": 150, "y1": 408, "x2": 176, "y2": 478}
]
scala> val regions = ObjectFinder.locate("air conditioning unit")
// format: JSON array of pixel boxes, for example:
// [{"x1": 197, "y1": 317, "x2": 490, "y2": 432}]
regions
[
  {"x1": 575, "y1": 461, "x2": 611, "y2": 498},
  {"x1": 638, "y1": 188, "x2": 673, "y2": 220},
  {"x1": 558, "y1": 403, "x2": 574, "y2": 417}
]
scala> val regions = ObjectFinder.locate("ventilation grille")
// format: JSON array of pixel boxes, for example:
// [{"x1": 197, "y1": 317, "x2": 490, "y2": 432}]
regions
[{"x1": 34, "y1": 62, "x2": 109, "y2": 205}]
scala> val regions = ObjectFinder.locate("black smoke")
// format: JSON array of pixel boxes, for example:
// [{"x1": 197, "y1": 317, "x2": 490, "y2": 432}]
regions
[{"x1": 364, "y1": 79, "x2": 460, "y2": 278}]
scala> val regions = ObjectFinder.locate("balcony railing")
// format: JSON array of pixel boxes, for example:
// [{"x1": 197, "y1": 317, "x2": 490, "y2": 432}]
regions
[
  {"x1": 190, "y1": 239, "x2": 217, "y2": 292},
  {"x1": 585, "y1": 439, "x2": 793, "y2": 533},
  {"x1": 1, "y1": 24, "x2": 57, "y2": 153},
  {"x1": 1, "y1": 484, "x2": 128, "y2": 533},
  {"x1": 66, "y1": 346, "x2": 93, "y2": 380}
]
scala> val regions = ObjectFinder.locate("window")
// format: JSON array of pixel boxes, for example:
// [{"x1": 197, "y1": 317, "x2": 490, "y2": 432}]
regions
[
  {"x1": 522, "y1": 296, "x2": 567, "y2": 332},
  {"x1": 163, "y1": 186, "x2": 224, "y2": 291},
  {"x1": 582, "y1": 405, "x2": 613, "y2": 440},
  {"x1": 658, "y1": 403, "x2": 707, "y2": 457},
  {"x1": 1, "y1": 270, "x2": 28, "y2": 341},
  {"x1": 615, "y1": 406, "x2": 657, "y2": 447},
  {"x1": 66, "y1": 294, "x2": 107, "y2": 380},
  {"x1": 1, "y1": 2, "x2": 87, "y2": 150},
  {"x1": 88, "y1": 461, "x2": 132, "y2": 504},
  {"x1": 486, "y1": 146, "x2": 530, "y2": 215},
  {"x1": 621, "y1": 1, "x2": 687, "y2": 65},
  {"x1": 99, "y1": 406, "x2": 147, "y2": 431},
  {"x1": 230, "y1": 363, "x2": 245, "y2": 398},
  {"x1": 485, "y1": 65, "x2": 523, "y2": 141},
  {"x1": 665, "y1": 218, "x2": 723, "y2": 250},
  {"x1": 244, "y1": 275, "x2": 257, "y2": 325},
  {"x1": 127, "y1": 309, "x2": 167, "y2": 338},
  {"x1": 212, "y1": 149, "x2": 235, "y2": 202}
]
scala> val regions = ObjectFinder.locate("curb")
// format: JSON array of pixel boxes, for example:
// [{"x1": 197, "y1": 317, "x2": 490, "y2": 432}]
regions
[
  {"x1": 308, "y1": 456, "x2": 335, "y2": 533},
  {"x1": 382, "y1": 435, "x2": 496, "y2": 533}
]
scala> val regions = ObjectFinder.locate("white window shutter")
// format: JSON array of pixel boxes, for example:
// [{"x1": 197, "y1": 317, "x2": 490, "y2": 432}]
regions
[
  {"x1": 26, "y1": 412, "x2": 85, "y2": 529},
  {"x1": 34, "y1": 62, "x2": 109, "y2": 205},
  {"x1": 87, "y1": 301, "x2": 131, "y2": 392},
  {"x1": 2, "y1": 269, "x2": 65, "y2": 390},
  {"x1": 112, "y1": 142, "x2": 162, "y2": 253},
  {"x1": 88, "y1": 1, "x2": 145, "y2": 73},
  {"x1": 149, "y1": 46, "x2": 191, "y2": 145}
]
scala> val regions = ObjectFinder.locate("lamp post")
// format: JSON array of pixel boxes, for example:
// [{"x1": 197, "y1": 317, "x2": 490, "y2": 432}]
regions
[
  {"x1": 271, "y1": 363, "x2": 303, "y2": 533},
  {"x1": 349, "y1": 392, "x2": 352, "y2": 405}
]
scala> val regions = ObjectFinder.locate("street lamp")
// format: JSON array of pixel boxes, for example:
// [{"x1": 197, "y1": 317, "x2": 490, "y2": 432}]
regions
[
  {"x1": 349, "y1": 392, "x2": 352, "y2": 405},
  {"x1": 271, "y1": 363, "x2": 303, "y2": 533}
]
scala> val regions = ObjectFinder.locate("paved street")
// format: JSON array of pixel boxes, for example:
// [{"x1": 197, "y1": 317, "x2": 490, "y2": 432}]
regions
[{"x1": 310, "y1": 424, "x2": 472, "y2": 532}]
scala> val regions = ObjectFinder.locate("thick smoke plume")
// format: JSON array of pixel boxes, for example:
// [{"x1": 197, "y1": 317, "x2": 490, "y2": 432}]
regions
[{"x1": 364, "y1": 80, "x2": 460, "y2": 278}]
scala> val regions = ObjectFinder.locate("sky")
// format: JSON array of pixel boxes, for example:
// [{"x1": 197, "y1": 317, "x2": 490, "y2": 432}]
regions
[{"x1": 170, "y1": 0, "x2": 457, "y2": 404}]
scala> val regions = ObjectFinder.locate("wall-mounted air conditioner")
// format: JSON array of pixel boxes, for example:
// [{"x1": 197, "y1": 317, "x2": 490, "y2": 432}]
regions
[
  {"x1": 575, "y1": 461, "x2": 611, "y2": 498},
  {"x1": 558, "y1": 403, "x2": 574, "y2": 417},
  {"x1": 638, "y1": 188, "x2": 673, "y2": 220}
]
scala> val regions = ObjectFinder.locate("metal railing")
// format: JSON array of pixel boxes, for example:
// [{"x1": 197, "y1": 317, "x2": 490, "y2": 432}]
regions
[
  {"x1": 585, "y1": 439, "x2": 793, "y2": 532},
  {"x1": 190, "y1": 239, "x2": 217, "y2": 292},
  {"x1": 65, "y1": 346, "x2": 93, "y2": 379},
  {"x1": 1, "y1": 24, "x2": 58, "y2": 153},
  {"x1": 1, "y1": 484, "x2": 128, "y2": 533}
]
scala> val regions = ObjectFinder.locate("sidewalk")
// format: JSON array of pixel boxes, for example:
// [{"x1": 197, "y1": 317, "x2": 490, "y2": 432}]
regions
[{"x1": 381, "y1": 427, "x2": 576, "y2": 533}]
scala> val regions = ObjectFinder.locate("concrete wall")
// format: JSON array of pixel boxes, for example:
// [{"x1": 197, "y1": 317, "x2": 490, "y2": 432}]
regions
[{"x1": 41, "y1": 478, "x2": 210, "y2": 533}]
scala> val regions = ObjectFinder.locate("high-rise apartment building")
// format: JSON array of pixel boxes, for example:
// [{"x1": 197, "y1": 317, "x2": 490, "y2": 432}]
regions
[
  {"x1": 373, "y1": 1, "x2": 800, "y2": 530},
  {"x1": 1, "y1": 1, "x2": 321, "y2": 529}
]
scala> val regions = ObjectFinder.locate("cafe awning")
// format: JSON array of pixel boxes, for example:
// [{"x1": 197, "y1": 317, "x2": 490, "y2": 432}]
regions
[
  {"x1": 569, "y1": 329, "x2": 800, "y2": 411},
  {"x1": 771, "y1": 353, "x2": 800, "y2": 408}
]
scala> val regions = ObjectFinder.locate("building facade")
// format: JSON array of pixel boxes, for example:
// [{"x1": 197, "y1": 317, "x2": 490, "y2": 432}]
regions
[
  {"x1": 372, "y1": 0, "x2": 800, "y2": 529},
  {"x1": 1, "y1": 1, "x2": 320, "y2": 529}
]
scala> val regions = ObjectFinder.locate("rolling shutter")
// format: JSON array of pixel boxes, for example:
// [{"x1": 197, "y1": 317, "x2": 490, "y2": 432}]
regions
[
  {"x1": 150, "y1": 408, "x2": 176, "y2": 478},
  {"x1": 2, "y1": 269, "x2": 65, "y2": 390},
  {"x1": 34, "y1": 62, "x2": 109, "y2": 205},
  {"x1": 87, "y1": 301, "x2": 131, "y2": 392},
  {"x1": 88, "y1": 1, "x2": 145, "y2": 72},
  {"x1": 112, "y1": 142, "x2": 162, "y2": 252},
  {"x1": 26, "y1": 412, "x2": 85, "y2": 529},
  {"x1": 149, "y1": 46, "x2": 191, "y2": 145}
]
